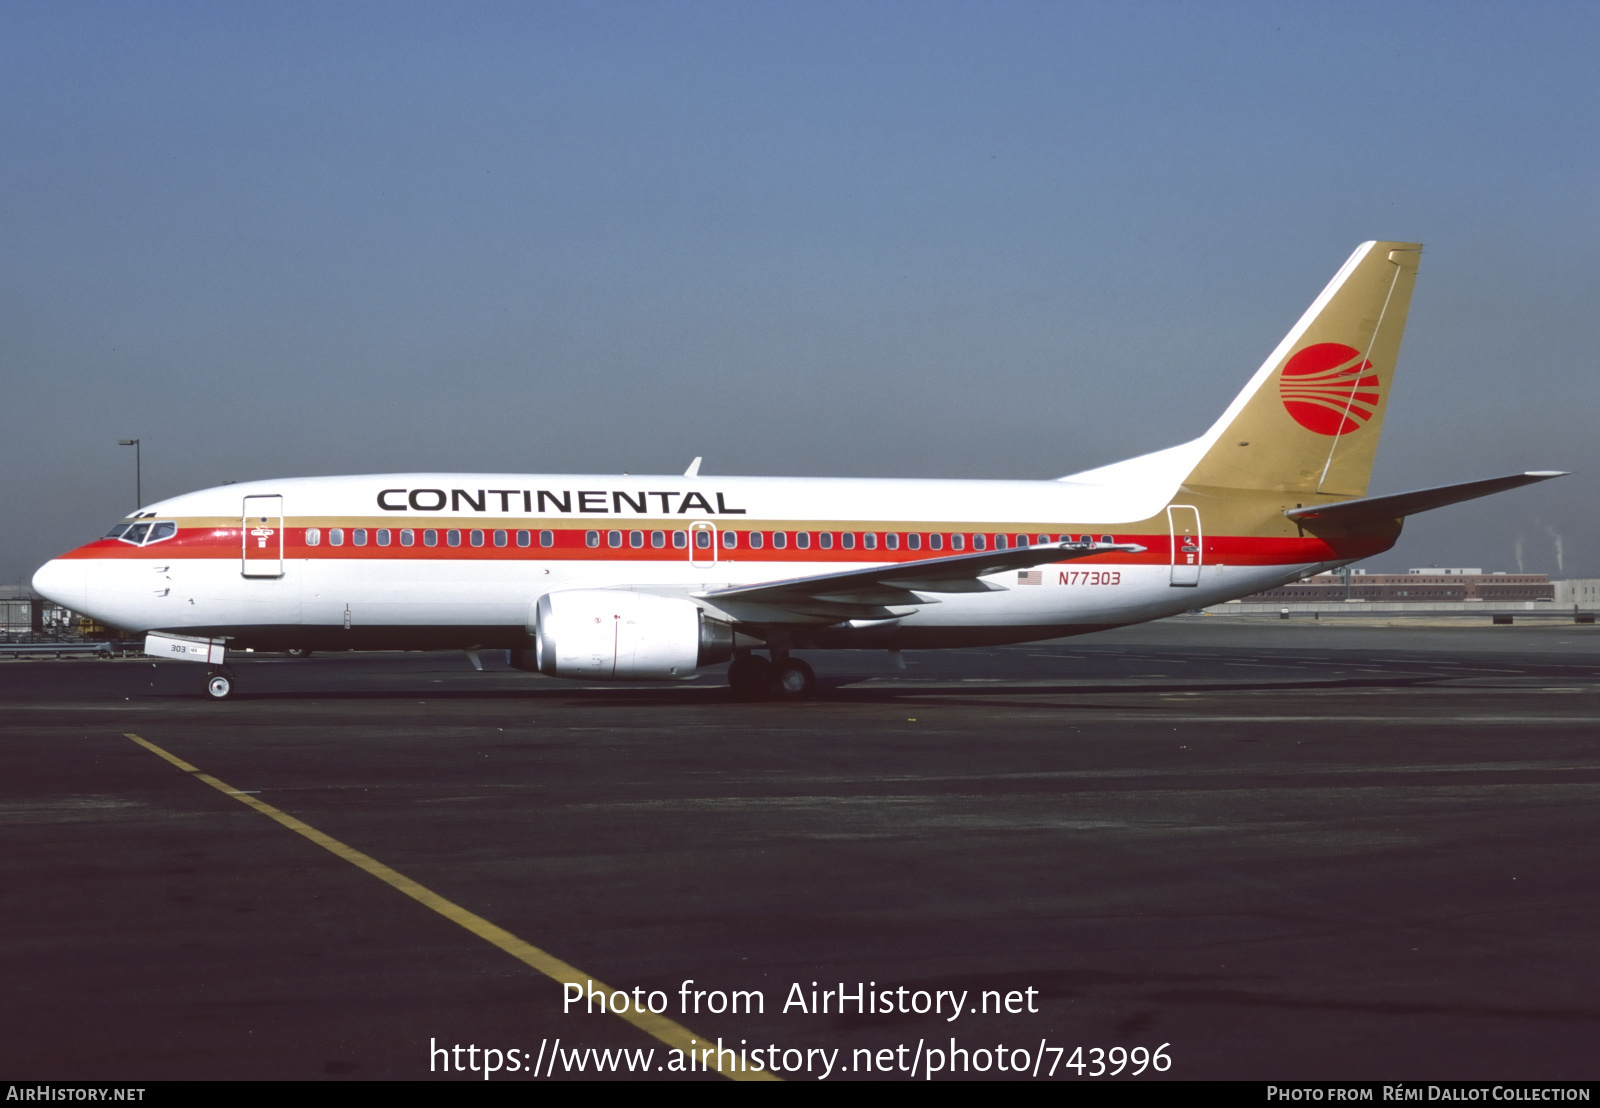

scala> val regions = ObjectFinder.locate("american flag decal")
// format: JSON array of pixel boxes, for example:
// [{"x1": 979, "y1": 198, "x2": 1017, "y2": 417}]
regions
[{"x1": 1017, "y1": 570, "x2": 1042, "y2": 586}]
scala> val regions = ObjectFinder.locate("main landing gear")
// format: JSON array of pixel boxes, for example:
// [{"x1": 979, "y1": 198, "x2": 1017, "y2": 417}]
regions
[
  {"x1": 204, "y1": 667, "x2": 237, "y2": 700},
  {"x1": 727, "y1": 652, "x2": 816, "y2": 701}
]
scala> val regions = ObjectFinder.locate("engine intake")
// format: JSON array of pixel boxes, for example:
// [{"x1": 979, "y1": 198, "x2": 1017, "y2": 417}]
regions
[{"x1": 533, "y1": 590, "x2": 733, "y2": 680}]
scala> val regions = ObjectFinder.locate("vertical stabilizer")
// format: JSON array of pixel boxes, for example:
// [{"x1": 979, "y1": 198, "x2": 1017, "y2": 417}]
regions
[{"x1": 1184, "y1": 241, "x2": 1421, "y2": 497}]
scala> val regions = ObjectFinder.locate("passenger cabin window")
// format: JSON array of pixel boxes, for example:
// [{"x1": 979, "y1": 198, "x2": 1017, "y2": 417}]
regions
[
  {"x1": 424, "y1": 529, "x2": 438, "y2": 546},
  {"x1": 494, "y1": 529, "x2": 508, "y2": 547},
  {"x1": 400, "y1": 529, "x2": 414, "y2": 547},
  {"x1": 841, "y1": 533, "x2": 855, "y2": 550},
  {"x1": 863, "y1": 533, "x2": 877, "y2": 550},
  {"x1": 516, "y1": 530, "x2": 530, "y2": 548},
  {"x1": 586, "y1": 531, "x2": 600, "y2": 548},
  {"x1": 447, "y1": 529, "x2": 460, "y2": 547},
  {"x1": 470, "y1": 529, "x2": 484, "y2": 547},
  {"x1": 694, "y1": 530, "x2": 711, "y2": 550},
  {"x1": 608, "y1": 530, "x2": 623, "y2": 548},
  {"x1": 722, "y1": 531, "x2": 737, "y2": 549},
  {"x1": 673, "y1": 531, "x2": 687, "y2": 549},
  {"x1": 772, "y1": 532, "x2": 787, "y2": 549},
  {"x1": 928, "y1": 533, "x2": 942, "y2": 551},
  {"x1": 630, "y1": 530, "x2": 644, "y2": 548},
  {"x1": 377, "y1": 529, "x2": 391, "y2": 546},
  {"x1": 972, "y1": 533, "x2": 985, "y2": 551},
  {"x1": 540, "y1": 530, "x2": 554, "y2": 547},
  {"x1": 651, "y1": 530, "x2": 666, "y2": 548},
  {"x1": 748, "y1": 531, "x2": 763, "y2": 549},
  {"x1": 352, "y1": 529, "x2": 368, "y2": 546},
  {"x1": 907, "y1": 533, "x2": 921, "y2": 551},
  {"x1": 304, "y1": 528, "x2": 321, "y2": 547},
  {"x1": 796, "y1": 532, "x2": 811, "y2": 550},
  {"x1": 329, "y1": 528, "x2": 344, "y2": 547},
  {"x1": 885, "y1": 533, "x2": 899, "y2": 551},
  {"x1": 993, "y1": 535, "x2": 1007, "y2": 549},
  {"x1": 819, "y1": 533, "x2": 833, "y2": 550},
  {"x1": 950, "y1": 533, "x2": 964, "y2": 551}
]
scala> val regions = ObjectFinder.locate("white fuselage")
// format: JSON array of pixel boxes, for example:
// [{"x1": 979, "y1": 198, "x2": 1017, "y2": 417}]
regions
[{"x1": 34, "y1": 471, "x2": 1331, "y2": 655}]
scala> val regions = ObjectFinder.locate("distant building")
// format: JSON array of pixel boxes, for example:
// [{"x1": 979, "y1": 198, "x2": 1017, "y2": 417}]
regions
[
  {"x1": 1242, "y1": 570, "x2": 1554, "y2": 603},
  {"x1": 1554, "y1": 579, "x2": 1600, "y2": 609}
]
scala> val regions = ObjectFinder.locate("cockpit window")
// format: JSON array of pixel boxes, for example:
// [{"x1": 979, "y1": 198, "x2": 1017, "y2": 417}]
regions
[{"x1": 113, "y1": 520, "x2": 176, "y2": 546}]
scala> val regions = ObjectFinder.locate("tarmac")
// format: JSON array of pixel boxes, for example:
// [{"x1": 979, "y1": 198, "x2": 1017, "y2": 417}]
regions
[{"x1": 2, "y1": 618, "x2": 1597, "y2": 1081}]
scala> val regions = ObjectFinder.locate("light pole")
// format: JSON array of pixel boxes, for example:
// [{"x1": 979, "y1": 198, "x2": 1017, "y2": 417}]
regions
[{"x1": 117, "y1": 439, "x2": 141, "y2": 509}]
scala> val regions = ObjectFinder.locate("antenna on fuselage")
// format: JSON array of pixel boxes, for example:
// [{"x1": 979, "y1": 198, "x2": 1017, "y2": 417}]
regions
[{"x1": 684, "y1": 456, "x2": 702, "y2": 477}]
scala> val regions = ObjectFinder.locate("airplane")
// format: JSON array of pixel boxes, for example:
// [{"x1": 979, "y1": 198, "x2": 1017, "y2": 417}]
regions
[{"x1": 31, "y1": 240, "x2": 1567, "y2": 701}]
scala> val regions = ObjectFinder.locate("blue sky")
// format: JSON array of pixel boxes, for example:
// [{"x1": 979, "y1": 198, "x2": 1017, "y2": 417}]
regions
[{"x1": 3, "y1": 1, "x2": 1596, "y2": 582}]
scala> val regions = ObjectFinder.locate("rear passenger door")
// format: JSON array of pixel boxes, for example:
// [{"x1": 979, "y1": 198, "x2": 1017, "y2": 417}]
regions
[{"x1": 1167, "y1": 505, "x2": 1202, "y2": 587}]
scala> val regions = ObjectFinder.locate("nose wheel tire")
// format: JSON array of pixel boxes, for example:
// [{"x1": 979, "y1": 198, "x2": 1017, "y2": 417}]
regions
[
  {"x1": 773, "y1": 658, "x2": 816, "y2": 701},
  {"x1": 205, "y1": 671, "x2": 235, "y2": 700}
]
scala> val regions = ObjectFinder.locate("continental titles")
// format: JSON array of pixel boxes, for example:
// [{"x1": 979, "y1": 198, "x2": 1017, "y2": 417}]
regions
[{"x1": 375, "y1": 488, "x2": 746, "y2": 516}]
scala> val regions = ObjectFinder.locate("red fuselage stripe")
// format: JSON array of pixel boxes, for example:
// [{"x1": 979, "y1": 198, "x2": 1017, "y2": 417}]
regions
[{"x1": 61, "y1": 526, "x2": 1390, "y2": 567}]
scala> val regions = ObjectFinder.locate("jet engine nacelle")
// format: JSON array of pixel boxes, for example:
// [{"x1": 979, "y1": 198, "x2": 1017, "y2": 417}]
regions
[{"x1": 533, "y1": 590, "x2": 733, "y2": 680}]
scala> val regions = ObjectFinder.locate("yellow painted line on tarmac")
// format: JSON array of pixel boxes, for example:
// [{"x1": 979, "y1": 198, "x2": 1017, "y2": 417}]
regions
[{"x1": 125, "y1": 732, "x2": 776, "y2": 1081}]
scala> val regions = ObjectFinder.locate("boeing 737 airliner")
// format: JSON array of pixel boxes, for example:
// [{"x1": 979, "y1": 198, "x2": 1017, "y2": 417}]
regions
[{"x1": 32, "y1": 242, "x2": 1566, "y2": 699}]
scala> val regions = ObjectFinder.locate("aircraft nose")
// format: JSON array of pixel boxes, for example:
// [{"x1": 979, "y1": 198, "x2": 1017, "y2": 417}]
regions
[{"x1": 32, "y1": 558, "x2": 86, "y2": 611}]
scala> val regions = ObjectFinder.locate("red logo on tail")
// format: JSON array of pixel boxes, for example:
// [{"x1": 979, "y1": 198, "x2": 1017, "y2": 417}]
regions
[{"x1": 1278, "y1": 343, "x2": 1380, "y2": 436}]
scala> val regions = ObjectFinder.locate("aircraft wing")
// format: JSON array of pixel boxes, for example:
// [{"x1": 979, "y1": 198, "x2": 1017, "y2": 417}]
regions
[
  {"x1": 698, "y1": 540, "x2": 1146, "y2": 622},
  {"x1": 1285, "y1": 471, "x2": 1569, "y2": 526}
]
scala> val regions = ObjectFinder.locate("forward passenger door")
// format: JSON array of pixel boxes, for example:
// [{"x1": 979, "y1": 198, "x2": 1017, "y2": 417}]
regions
[{"x1": 242, "y1": 495, "x2": 284, "y2": 578}]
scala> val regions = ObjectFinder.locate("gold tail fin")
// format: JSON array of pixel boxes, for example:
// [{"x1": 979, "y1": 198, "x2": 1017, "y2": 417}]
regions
[{"x1": 1185, "y1": 241, "x2": 1421, "y2": 498}]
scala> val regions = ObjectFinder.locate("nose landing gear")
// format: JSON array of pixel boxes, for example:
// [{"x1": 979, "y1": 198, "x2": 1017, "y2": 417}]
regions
[{"x1": 204, "y1": 667, "x2": 237, "y2": 700}]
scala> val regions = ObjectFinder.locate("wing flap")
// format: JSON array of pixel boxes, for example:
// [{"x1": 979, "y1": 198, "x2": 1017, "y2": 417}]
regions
[
  {"x1": 876, "y1": 577, "x2": 1004, "y2": 593},
  {"x1": 814, "y1": 587, "x2": 930, "y2": 606},
  {"x1": 699, "y1": 540, "x2": 1146, "y2": 621}
]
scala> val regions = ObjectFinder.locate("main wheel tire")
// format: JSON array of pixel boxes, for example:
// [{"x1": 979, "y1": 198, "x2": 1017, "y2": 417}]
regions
[
  {"x1": 727, "y1": 655, "x2": 774, "y2": 699},
  {"x1": 284, "y1": 647, "x2": 312, "y2": 659},
  {"x1": 205, "y1": 673, "x2": 233, "y2": 700},
  {"x1": 773, "y1": 658, "x2": 816, "y2": 701}
]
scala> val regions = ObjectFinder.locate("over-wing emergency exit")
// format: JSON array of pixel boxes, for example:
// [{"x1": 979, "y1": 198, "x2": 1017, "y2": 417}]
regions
[{"x1": 32, "y1": 242, "x2": 1567, "y2": 699}]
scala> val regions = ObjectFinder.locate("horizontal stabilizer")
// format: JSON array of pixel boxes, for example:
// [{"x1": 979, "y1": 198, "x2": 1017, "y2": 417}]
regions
[{"x1": 1284, "y1": 472, "x2": 1569, "y2": 526}]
